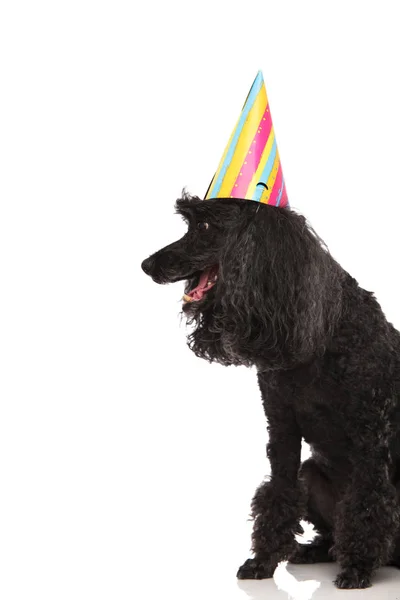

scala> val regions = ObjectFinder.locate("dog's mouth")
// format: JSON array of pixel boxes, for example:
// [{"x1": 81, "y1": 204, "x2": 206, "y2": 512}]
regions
[{"x1": 183, "y1": 265, "x2": 218, "y2": 304}]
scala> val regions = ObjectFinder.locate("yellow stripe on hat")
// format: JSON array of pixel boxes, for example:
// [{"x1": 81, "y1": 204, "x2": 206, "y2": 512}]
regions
[
  {"x1": 218, "y1": 85, "x2": 267, "y2": 198},
  {"x1": 206, "y1": 84, "x2": 268, "y2": 199},
  {"x1": 206, "y1": 116, "x2": 240, "y2": 198},
  {"x1": 259, "y1": 150, "x2": 281, "y2": 203}
]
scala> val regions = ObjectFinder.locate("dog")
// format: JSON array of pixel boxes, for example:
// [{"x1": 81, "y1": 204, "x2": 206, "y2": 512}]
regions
[{"x1": 141, "y1": 193, "x2": 400, "y2": 589}]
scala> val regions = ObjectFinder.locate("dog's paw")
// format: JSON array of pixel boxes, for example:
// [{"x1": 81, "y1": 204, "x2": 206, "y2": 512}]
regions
[
  {"x1": 334, "y1": 568, "x2": 372, "y2": 589},
  {"x1": 237, "y1": 558, "x2": 275, "y2": 580}
]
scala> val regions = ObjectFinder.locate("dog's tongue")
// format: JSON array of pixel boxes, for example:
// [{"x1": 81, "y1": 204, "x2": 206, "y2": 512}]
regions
[{"x1": 184, "y1": 266, "x2": 217, "y2": 302}]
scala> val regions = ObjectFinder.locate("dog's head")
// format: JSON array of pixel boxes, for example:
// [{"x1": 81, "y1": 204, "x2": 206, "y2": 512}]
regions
[
  {"x1": 141, "y1": 194, "x2": 245, "y2": 314},
  {"x1": 141, "y1": 194, "x2": 343, "y2": 368}
]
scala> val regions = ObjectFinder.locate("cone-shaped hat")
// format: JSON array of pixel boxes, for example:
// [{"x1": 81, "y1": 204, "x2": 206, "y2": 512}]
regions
[{"x1": 205, "y1": 71, "x2": 289, "y2": 207}]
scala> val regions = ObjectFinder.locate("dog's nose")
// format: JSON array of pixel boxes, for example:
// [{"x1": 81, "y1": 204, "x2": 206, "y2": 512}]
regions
[{"x1": 141, "y1": 256, "x2": 155, "y2": 275}]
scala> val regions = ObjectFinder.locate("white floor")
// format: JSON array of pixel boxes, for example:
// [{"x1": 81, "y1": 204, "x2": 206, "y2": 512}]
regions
[
  {"x1": 238, "y1": 563, "x2": 400, "y2": 599},
  {"x1": 135, "y1": 560, "x2": 400, "y2": 600}
]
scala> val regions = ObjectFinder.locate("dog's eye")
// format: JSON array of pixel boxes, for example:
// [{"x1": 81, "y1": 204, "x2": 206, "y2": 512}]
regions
[{"x1": 197, "y1": 222, "x2": 209, "y2": 231}]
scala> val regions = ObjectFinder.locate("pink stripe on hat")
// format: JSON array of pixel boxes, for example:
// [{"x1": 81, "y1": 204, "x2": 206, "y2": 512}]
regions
[{"x1": 230, "y1": 105, "x2": 273, "y2": 198}]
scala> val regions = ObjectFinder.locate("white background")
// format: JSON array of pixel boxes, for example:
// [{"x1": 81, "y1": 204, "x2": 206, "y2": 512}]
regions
[{"x1": 1, "y1": 1, "x2": 400, "y2": 599}]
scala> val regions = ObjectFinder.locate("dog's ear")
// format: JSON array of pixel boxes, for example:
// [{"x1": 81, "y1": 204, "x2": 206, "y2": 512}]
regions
[{"x1": 217, "y1": 206, "x2": 343, "y2": 366}]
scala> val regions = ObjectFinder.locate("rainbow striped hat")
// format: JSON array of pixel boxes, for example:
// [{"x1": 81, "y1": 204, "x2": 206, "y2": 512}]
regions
[{"x1": 205, "y1": 71, "x2": 289, "y2": 207}]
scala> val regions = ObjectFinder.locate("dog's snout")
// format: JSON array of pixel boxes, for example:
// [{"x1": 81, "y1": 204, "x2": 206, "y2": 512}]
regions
[
  {"x1": 141, "y1": 245, "x2": 189, "y2": 284},
  {"x1": 141, "y1": 256, "x2": 155, "y2": 276}
]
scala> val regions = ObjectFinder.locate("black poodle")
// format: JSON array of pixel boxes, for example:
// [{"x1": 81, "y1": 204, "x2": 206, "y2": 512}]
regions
[{"x1": 141, "y1": 193, "x2": 400, "y2": 589}]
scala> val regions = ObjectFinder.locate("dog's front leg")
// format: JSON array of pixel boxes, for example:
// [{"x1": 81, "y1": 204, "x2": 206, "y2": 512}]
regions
[
  {"x1": 334, "y1": 415, "x2": 399, "y2": 589},
  {"x1": 237, "y1": 380, "x2": 303, "y2": 580}
]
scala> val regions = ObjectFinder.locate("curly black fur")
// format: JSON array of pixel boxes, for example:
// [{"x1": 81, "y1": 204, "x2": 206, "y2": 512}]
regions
[{"x1": 141, "y1": 194, "x2": 400, "y2": 589}]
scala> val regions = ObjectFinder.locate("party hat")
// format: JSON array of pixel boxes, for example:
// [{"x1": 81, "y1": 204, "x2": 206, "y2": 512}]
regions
[{"x1": 205, "y1": 71, "x2": 289, "y2": 207}]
